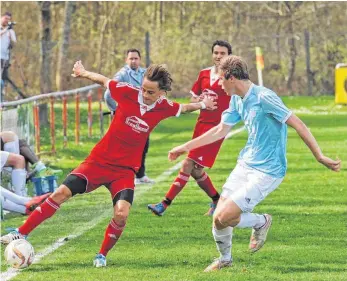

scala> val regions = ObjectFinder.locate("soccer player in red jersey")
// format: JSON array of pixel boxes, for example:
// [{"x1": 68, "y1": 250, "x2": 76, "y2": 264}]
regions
[
  {"x1": 0, "y1": 61, "x2": 217, "y2": 267},
  {"x1": 148, "y1": 40, "x2": 232, "y2": 216}
]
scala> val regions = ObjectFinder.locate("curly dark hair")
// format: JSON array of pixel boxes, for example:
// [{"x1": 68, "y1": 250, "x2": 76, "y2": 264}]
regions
[{"x1": 144, "y1": 64, "x2": 173, "y2": 91}]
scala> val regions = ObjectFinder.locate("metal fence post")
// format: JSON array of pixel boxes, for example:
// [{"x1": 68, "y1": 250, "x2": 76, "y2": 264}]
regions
[
  {"x1": 50, "y1": 97, "x2": 56, "y2": 154},
  {"x1": 62, "y1": 95, "x2": 68, "y2": 147},
  {"x1": 87, "y1": 91, "x2": 93, "y2": 138},
  {"x1": 75, "y1": 93, "x2": 80, "y2": 144},
  {"x1": 33, "y1": 102, "x2": 40, "y2": 157},
  {"x1": 98, "y1": 88, "x2": 104, "y2": 136}
]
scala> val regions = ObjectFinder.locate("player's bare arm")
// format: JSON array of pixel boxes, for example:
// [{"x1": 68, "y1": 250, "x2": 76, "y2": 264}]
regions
[
  {"x1": 168, "y1": 122, "x2": 231, "y2": 161},
  {"x1": 190, "y1": 96, "x2": 200, "y2": 103},
  {"x1": 72, "y1": 60, "x2": 110, "y2": 88},
  {"x1": 181, "y1": 96, "x2": 217, "y2": 113},
  {"x1": 286, "y1": 113, "x2": 341, "y2": 172}
]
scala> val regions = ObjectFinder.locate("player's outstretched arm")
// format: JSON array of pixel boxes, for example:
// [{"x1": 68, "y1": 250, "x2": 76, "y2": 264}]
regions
[
  {"x1": 71, "y1": 60, "x2": 110, "y2": 88},
  {"x1": 286, "y1": 113, "x2": 341, "y2": 172},
  {"x1": 181, "y1": 96, "x2": 217, "y2": 114},
  {"x1": 168, "y1": 122, "x2": 231, "y2": 161}
]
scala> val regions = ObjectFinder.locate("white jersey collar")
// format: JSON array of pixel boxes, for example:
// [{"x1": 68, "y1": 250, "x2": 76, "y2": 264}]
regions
[
  {"x1": 210, "y1": 66, "x2": 219, "y2": 86},
  {"x1": 138, "y1": 91, "x2": 160, "y2": 115}
]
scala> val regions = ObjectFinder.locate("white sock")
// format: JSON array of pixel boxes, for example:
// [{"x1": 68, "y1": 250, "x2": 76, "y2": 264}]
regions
[
  {"x1": 212, "y1": 226, "x2": 233, "y2": 262},
  {"x1": 1, "y1": 186, "x2": 31, "y2": 205},
  {"x1": 1, "y1": 195, "x2": 26, "y2": 214},
  {"x1": 236, "y1": 213, "x2": 266, "y2": 229},
  {"x1": 4, "y1": 136, "x2": 20, "y2": 154},
  {"x1": 34, "y1": 161, "x2": 46, "y2": 172},
  {"x1": 11, "y1": 168, "x2": 27, "y2": 196}
]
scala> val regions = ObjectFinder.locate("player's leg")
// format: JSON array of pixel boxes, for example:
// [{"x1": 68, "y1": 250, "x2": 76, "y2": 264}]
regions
[
  {"x1": 1, "y1": 194, "x2": 26, "y2": 214},
  {"x1": 204, "y1": 196, "x2": 237, "y2": 272},
  {"x1": 204, "y1": 164, "x2": 247, "y2": 272},
  {"x1": 95, "y1": 189, "x2": 134, "y2": 267},
  {"x1": 18, "y1": 138, "x2": 39, "y2": 165},
  {"x1": 18, "y1": 138, "x2": 63, "y2": 178},
  {"x1": 1, "y1": 131, "x2": 20, "y2": 154},
  {"x1": 135, "y1": 137, "x2": 154, "y2": 184},
  {"x1": 191, "y1": 164, "x2": 220, "y2": 216},
  {"x1": 3, "y1": 151, "x2": 27, "y2": 196},
  {"x1": 0, "y1": 174, "x2": 85, "y2": 244},
  {"x1": 205, "y1": 194, "x2": 269, "y2": 272},
  {"x1": 148, "y1": 158, "x2": 193, "y2": 216},
  {"x1": 235, "y1": 170, "x2": 283, "y2": 253},
  {"x1": 218, "y1": 164, "x2": 283, "y2": 254}
]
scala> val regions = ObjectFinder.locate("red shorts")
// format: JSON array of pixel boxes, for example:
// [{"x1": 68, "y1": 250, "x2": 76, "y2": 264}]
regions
[
  {"x1": 70, "y1": 160, "x2": 135, "y2": 200},
  {"x1": 187, "y1": 122, "x2": 224, "y2": 168}
]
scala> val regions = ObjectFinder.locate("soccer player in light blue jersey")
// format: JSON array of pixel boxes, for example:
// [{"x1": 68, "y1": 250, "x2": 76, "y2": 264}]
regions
[{"x1": 168, "y1": 55, "x2": 341, "y2": 272}]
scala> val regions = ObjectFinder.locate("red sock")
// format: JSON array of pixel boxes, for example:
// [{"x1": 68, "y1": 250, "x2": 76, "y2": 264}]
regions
[
  {"x1": 18, "y1": 197, "x2": 60, "y2": 235},
  {"x1": 164, "y1": 171, "x2": 190, "y2": 203},
  {"x1": 196, "y1": 172, "x2": 219, "y2": 203},
  {"x1": 99, "y1": 219, "x2": 125, "y2": 256}
]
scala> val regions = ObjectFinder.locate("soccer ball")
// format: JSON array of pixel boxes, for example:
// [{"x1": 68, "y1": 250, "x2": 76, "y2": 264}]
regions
[{"x1": 4, "y1": 239, "x2": 35, "y2": 269}]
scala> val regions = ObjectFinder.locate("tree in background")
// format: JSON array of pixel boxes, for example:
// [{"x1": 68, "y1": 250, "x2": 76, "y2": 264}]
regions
[{"x1": 1, "y1": 1, "x2": 346, "y2": 99}]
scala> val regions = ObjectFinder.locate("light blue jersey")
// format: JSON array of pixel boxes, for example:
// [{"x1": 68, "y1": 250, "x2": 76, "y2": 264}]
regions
[{"x1": 222, "y1": 84, "x2": 292, "y2": 178}]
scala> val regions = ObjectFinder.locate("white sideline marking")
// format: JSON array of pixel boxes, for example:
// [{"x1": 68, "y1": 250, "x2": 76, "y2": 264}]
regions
[{"x1": 1, "y1": 126, "x2": 245, "y2": 280}]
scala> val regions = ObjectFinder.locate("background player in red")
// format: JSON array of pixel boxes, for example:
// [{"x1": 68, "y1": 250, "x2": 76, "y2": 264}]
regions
[
  {"x1": 0, "y1": 61, "x2": 216, "y2": 268},
  {"x1": 148, "y1": 40, "x2": 232, "y2": 216}
]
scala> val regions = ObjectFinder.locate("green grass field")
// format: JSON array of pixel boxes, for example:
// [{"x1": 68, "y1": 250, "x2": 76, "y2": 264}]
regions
[{"x1": 1, "y1": 96, "x2": 347, "y2": 281}]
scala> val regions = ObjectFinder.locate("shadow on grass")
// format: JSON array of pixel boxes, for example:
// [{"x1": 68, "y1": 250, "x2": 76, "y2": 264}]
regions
[{"x1": 273, "y1": 265, "x2": 347, "y2": 273}]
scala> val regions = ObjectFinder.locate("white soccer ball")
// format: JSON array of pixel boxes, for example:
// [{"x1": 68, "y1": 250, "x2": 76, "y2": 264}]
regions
[{"x1": 4, "y1": 239, "x2": 35, "y2": 269}]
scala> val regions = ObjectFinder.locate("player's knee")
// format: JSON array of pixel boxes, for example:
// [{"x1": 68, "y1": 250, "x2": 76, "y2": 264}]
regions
[
  {"x1": 62, "y1": 174, "x2": 87, "y2": 196},
  {"x1": 214, "y1": 212, "x2": 239, "y2": 229},
  {"x1": 181, "y1": 159, "x2": 194, "y2": 174},
  {"x1": 191, "y1": 167, "x2": 204, "y2": 179},
  {"x1": 7, "y1": 153, "x2": 25, "y2": 169},
  {"x1": 51, "y1": 185, "x2": 72, "y2": 205},
  {"x1": 18, "y1": 138, "x2": 29, "y2": 149},
  {"x1": 214, "y1": 214, "x2": 228, "y2": 229},
  {"x1": 113, "y1": 209, "x2": 129, "y2": 225},
  {"x1": 1, "y1": 131, "x2": 17, "y2": 142}
]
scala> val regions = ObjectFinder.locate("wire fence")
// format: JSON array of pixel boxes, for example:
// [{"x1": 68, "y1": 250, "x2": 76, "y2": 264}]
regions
[{"x1": 0, "y1": 84, "x2": 107, "y2": 156}]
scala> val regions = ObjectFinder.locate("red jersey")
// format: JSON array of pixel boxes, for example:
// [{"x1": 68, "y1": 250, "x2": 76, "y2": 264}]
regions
[
  {"x1": 190, "y1": 66, "x2": 231, "y2": 125},
  {"x1": 88, "y1": 81, "x2": 181, "y2": 171}
]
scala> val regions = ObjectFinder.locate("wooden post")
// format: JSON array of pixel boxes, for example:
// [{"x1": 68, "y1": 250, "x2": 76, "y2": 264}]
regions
[
  {"x1": 75, "y1": 93, "x2": 80, "y2": 144},
  {"x1": 50, "y1": 97, "x2": 56, "y2": 154},
  {"x1": 98, "y1": 88, "x2": 104, "y2": 136},
  {"x1": 62, "y1": 95, "x2": 68, "y2": 147},
  {"x1": 145, "y1": 31, "x2": 150, "y2": 67},
  {"x1": 33, "y1": 102, "x2": 40, "y2": 157},
  {"x1": 88, "y1": 91, "x2": 93, "y2": 137},
  {"x1": 304, "y1": 29, "x2": 313, "y2": 96}
]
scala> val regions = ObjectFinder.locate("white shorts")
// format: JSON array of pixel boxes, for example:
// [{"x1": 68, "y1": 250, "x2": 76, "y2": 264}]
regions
[
  {"x1": 221, "y1": 162, "x2": 284, "y2": 212},
  {"x1": 0, "y1": 151, "x2": 10, "y2": 172}
]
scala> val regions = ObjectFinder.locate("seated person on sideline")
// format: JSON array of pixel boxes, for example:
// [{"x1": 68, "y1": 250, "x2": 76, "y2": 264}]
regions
[
  {"x1": 1, "y1": 186, "x2": 50, "y2": 215},
  {"x1": 0, "y1": 131, "x2": 62, "y2": 180},
  {"x1": 1, "y1": 147, "x2": 27, "y2": 196}
]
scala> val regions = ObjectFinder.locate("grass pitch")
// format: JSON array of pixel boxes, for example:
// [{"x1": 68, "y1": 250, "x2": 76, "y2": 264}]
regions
[{"x1": 1, "y1": 96, "x2": 346, "y2": 281}]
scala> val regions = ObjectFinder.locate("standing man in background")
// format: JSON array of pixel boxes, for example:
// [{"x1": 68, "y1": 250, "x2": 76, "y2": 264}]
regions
[
  {"x1": 0, "y1": 11, "x2": 17, "y2": 101},
  {"x1": 104, "y1": 49, "x2": 154, "y2": 185}
]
